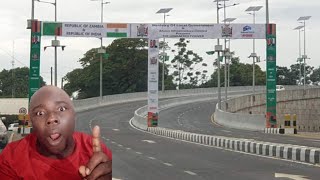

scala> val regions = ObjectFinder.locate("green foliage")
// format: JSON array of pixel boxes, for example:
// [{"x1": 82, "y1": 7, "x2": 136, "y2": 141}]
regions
[
  {"x1": 0, "y1": 67, "x2": 46, "y2": 98},
  {"x1": 277, "y1": 63, "x2": 313, "y2": 85},
  {"x1": 64, "y1": 38, "x2": 175, "y2": 99},
  {"x1": 204, "y1": 57, "x2": 266, "y2": 87},
  {"x1": 170, "y1": 38, "x2": 207, "y2": 88}
]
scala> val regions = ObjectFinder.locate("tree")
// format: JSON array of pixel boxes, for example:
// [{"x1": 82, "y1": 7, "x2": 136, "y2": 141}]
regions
[
  {"x1": 64, "y1": 38, "x2": 175, "y2": 99},
  {"x1": 204, "y1": 57, "x2": 265, "y2": 87},
  {"x1": 276, "y1": 63, "x2": 313, "y2": 85},
  {"x1": 0, "y1": 67, "x2": 46, "y2": 98},
  {"x1": 309, "y1": 66, "x2": 320, "y2": 84},
  {"x1": 170, "y1": 38, "x2": 207, "y2": 89}
]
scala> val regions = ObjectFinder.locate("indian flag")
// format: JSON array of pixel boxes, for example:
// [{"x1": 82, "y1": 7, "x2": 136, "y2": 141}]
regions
[{"x1": 106, "y1": 23, "x2": 128, "y2": 38}]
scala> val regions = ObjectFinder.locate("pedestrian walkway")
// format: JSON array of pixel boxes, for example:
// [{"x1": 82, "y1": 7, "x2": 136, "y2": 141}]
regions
[{"x1": 289, "y1": 132, "x2": 320, "y2": 139}]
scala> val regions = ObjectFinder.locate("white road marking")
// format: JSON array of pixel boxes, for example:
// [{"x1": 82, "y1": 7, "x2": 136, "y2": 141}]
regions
[
  {"x1": 112, "y1": 178, "x2": 123, "y2": 180},
  {"x1": 275, "y1": 173, "x2": 310, "y2": 180},
  {"x1": 126, "y1": 147, "x2": 131, "y2": 150},
  {"x1": 112, "y1": 129, "x2": 120, "y2": 131},
  {"x1": 118, "y1": 144, "x2": 123, "y2": 147},
  {"x1": 142, "y1": 140, "x2": 156, "y2": 144},
  {"x1": 308, "y1": 139, "x2": 320, "y2": 142},
  {"x1": 129, "y1": 118, "x2": 320, "y2": 168},
  {"x1": 184, "y1": 171, "x2": 197, "y2": 176},
  {"x1": 163, "y1": 163, "x2": 173, "y2": 167},
  {"x1": 136, "y1": 152, "x2": 142, "y2": 155},
  {"x1": 221, "y1": 130, "x2": 231, "y2": 133},
  {"x1": 111, "y1": 141, "x2": 116, "y2": 144},
  {"x1": 148, "y1": 156, "x2": 156, "y2": 160}
]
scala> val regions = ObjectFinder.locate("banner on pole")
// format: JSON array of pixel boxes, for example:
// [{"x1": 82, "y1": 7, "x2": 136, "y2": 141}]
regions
[
  {"x1": 266, "y1": 24, "x2": 277, "y2": 128},
  {"x1": 41, "y1": 21, "x2": 266, "y2": 39},
  {"x1": 147, "y1": 39, "x2": 159, "y2": 127},
  {"x1": 29, "y1": 20, "x2": 41, "y2": 101}
]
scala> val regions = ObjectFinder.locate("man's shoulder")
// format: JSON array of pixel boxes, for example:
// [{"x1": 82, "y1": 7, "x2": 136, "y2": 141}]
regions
[
  {"x1": 0, "y1": 134, "x2": 34, "y2": 160},
  {"x1": 73, "y1": 131, "x2": 91, "y2": 141}
]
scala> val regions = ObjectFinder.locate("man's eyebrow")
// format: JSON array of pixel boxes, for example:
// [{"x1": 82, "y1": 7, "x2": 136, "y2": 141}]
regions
[
  {"x1": 55, "y1": 101, "x2": 68, "y2": 105},
  {"x1": 31, "y1": 104, "x2": 45, "y2": 111}
]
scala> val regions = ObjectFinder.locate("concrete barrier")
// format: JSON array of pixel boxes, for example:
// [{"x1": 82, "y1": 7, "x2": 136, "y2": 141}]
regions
[
  {"x1": 147, "y1": 127, "x2": 320, "y2": 165},
  {"x1": 73, "y1": 86, "x2": 266, "y2": 112},
  {"x1": 214, "y1": 103, "x2": 265, "y2": 131},
  {"x1": 215, "y1": 87, "x2": 320, "y2": 132}
]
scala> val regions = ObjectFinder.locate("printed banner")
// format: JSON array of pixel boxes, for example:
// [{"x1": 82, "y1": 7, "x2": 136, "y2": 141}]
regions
[
  {"x1": 41, "y1": 21, "x2": 266, "y2": 39},
  {"x1": 147, "y1": 39, "x2": 159, "y2": 127},
  {"x1": 148, "y1": 23, "x2": 266, "y2": 39},
  {"x1": 266, "y1": 24, "x2": 277, "y2": 128},
  {"x1": 29, "y1": 20, "x2": 41, "y2": 101}
]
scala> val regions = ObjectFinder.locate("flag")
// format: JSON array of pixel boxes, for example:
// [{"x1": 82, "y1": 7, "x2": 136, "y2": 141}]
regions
[
  {"x1": 32, "y1": 20, "x2": 41, "y2": 33},
  {"x1": 106, "y1": 23, "x2": 128, "y2": 38},
  {"x1": 42, "y1": 22, "x2": 62, "y2": 36}
]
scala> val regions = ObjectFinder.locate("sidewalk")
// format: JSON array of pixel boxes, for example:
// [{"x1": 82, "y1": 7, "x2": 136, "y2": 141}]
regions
[
  {"x1": 289, "y1": 132, "x2": 320, "y2": 139},
  {"x1": 8, "y1": 132, "x2": 24, "y2": 143}
]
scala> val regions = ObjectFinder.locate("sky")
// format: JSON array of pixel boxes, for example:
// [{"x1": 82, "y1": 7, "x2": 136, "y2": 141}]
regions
[{"x1": 0, "y1": 0, "x2": 319, "y2": 87}]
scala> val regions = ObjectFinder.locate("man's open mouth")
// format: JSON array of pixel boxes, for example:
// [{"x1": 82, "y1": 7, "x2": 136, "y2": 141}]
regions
[
  {"x1": 50, "y1": 133, "x2": 61, "y2": 141},
  {"x1": 47, "y1": 133, "x2": 63, "y2": 146}
]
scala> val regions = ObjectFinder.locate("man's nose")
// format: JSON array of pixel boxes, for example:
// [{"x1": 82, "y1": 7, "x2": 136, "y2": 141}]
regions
[{"x1": 46, "y1": 112, "x2": 60, "y2": 125}]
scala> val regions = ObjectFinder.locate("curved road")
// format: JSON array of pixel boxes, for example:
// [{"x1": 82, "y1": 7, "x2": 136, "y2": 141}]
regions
[
  {"x1": 76, "y1": 100, "x2": 320, "y2": 180},
  {"x1": 159, "y1": 100, "x2": 320, "y2": 148}
]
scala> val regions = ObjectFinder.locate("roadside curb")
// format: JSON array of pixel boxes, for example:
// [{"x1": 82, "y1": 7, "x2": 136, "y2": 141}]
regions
[
  {"x1": 147, "y1": 127, "x2": 320, "y2": 165},
  {"x1": 8, "y1": 133, "x2": 15, "y2": 143}
]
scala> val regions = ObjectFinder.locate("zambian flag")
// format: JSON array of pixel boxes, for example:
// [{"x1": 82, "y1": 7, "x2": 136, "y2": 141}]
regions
[
  {"x1": 32, "y1": 20, "x2": 41, "y2": 33},
  {"x1": 106, "y1": 23, "x2": 128, "y2": 38},
  {"x1": 42, "y1": 22, "x2": 62, "y2": 36}
]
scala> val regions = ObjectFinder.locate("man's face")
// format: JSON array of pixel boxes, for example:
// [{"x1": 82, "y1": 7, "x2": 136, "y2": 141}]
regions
[{"x1": 30, "y1": 86, "x2": 75, "y2": 156}]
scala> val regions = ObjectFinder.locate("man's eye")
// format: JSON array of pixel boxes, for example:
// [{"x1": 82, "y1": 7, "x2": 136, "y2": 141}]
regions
[
  {"x1": 59, "y1": 107, "x2": 66, "y2": 111},
  {"x1": 36, "y1": 111, "x2": 45, "y2": 116}
]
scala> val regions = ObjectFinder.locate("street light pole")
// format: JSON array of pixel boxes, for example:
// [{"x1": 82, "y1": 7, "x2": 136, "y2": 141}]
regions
[
  {"x1": 266, "y1": 0, "x2": 269, "y2": 24},
  {"x1": 31, "y1": 0, "x2": 35, "y2": 20},
  {"x1": 34, "y1": 0, "x2": 61, "y2": 86},
  {"x1": 223, "y1": 0, "x2": 227, "y2": 102},
  {"x1": 246, "y1": 6, "x2": 262, "y2": 95},
  {"x1": 298, "y1": 16, "x2": 311, "y2": 90},
  {"x1": 156, "y1": 8, "x2": 172, "y2": 93},
  {"x1": 222, "y1": 18, "x2": 236, "y2": 89},
  {"x1": 294, "y1": 25, "x2": 304, "y2": 86},
  {"x1": 92, "y1": 0, "x2": 110, "y2": 99},
  {"x1": 54, "y1": 0, "x2": 57, "y2": 86},
  {"x1": 216, "y1": 0, "x2": 221, "y2": 109}
]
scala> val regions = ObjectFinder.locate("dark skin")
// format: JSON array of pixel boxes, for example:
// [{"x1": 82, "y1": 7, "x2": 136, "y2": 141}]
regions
[{"x1": 30, "y1": 86, "x2": 112, "y2": 179}]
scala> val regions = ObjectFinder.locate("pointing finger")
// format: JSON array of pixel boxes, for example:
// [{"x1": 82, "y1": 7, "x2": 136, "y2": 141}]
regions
[
  {"x1": 79, "y1": 165, "x2": 87, "y2": 177},
  {"x1": 92, "y1": 125, "x2": 101, "y2": 152}
]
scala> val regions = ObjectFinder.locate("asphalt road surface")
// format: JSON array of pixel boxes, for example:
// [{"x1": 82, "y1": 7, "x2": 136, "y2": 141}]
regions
[
  {"x1": 159, "y1": 100, "x2": 320, "y2": 148},
  {"x1": 76, "y1": 100, "x2": 320, "y2": 180}
]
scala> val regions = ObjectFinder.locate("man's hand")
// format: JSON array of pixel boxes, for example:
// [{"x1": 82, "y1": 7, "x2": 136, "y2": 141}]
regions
[{"x1": 79, "y1": 126, "x2": 112, "y2": 180}]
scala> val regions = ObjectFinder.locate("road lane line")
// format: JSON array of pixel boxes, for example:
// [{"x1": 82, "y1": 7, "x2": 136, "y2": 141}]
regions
[
  {"x1": 184, "y1": 171, "x2": 197, "y2": 176},
  {"x1": 142, "y1": 140, "x2": 156, "y2": 144},
  {"x1": 163, "y1": 163, "x2": 173, "y2": 167}
]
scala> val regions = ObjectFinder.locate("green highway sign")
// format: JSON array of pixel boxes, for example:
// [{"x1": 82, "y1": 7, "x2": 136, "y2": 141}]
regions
[
  {"x1": 266, "y1": 24, "x2": 277, "y2": 128},
  {"x1": 28, "y1": 20, "x2": 42, "y2": 101}
]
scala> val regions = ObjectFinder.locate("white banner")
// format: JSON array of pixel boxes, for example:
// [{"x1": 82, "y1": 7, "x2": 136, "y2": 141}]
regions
[
  {"x1": 147, "y1": 39, "x2": 159, "y2": 114},
  {"x1": 42, "y1": 21, "x2": 267, "y2": 39},
  {"x1": 62, "y1": 22, "x2": 106, "y2": 38},
  {"x1": 149, "y1": 23, "x2": 266, "y2": 39}
]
